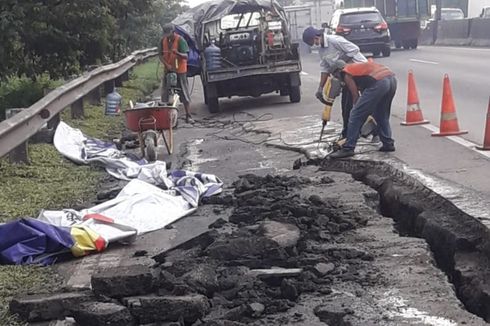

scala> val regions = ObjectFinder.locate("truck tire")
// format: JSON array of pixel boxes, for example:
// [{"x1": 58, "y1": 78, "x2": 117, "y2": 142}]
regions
[
  {"x1": 410, "y1": 39, "x2": 418, "y2": 49},
  {"x1": 203, "y1": 86, "x2": 208, "y2": 104},
  {"x1": 382, "y1": 46, "x2": 391, "y2": 57},
  {"x1": 402, "y1": 41, "x2": 410, "y2": 50},
  {"x1": 205, "y1": 82, "x2": 219, "y2": 113},
  {"x1": 395, "y1": 41, "x2": 402, "y2": 49},
  {"x1": 289, "y1": 86, "x2": 301, "y2": 103},
  {"x1": 372, "y1": 50, "x2": 381, "y2": 57},
  {"x1": 207, "y1": 96, "x2": 219, "y2": 113}
]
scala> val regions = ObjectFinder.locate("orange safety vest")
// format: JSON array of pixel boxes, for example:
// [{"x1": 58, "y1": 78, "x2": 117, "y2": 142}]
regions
[
  {"x1": 343, "y1": 62, "x2": 393, "y2": 81},
  {"x1": 162, "y1": 34, "x2": 187, "y2": 74}
]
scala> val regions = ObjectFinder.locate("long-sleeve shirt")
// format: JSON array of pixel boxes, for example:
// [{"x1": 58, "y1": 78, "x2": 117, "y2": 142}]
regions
[{"x1": 319, "y1": 33, "x2": 367, "y2": 73}]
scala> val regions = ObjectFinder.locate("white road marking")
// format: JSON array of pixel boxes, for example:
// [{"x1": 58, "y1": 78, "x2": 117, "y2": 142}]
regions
[
  {"x1": 420, "y1": 45, "x2": 490, "y2": 52},
  {"x1": 409, "y1": 59, "x2": 439, "y2": 65},
  {"x1": 420, "y1": 123, "x2": 490, "y2": 159},
  {"x1": 300, "y1": 71, "x2": 309, "y2": 75}
]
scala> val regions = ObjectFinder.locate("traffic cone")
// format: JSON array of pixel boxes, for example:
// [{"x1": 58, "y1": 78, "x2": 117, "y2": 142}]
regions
[
  {"x1": 432, "y1": 74, "x2": 468, "y2": 137},
  {"x1": 401, "y1": 70, "x2": 429, "y2": 126},
  {"x1": 476, "y1": 97, "x2": 490, "y2": 150}
]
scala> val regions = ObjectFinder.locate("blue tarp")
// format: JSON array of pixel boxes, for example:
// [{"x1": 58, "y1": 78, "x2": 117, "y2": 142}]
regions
[
  {"x1": 175, "y1": 25, "x2": 201, "y2": 77},
  {"x1": 0, "y1": 218, "x2": 74, "y2": 265}
]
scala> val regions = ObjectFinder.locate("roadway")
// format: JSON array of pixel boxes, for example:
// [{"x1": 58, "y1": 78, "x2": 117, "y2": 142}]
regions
[
  {"x1": 300, "y1": 45, "x2": 490, "y2": 145},
  {"x1": 194, "y1": 45, "x2": 490, "y2": 145},
  {"x1": 188, "y1": 45, "x2": 490, "y2": 196}
]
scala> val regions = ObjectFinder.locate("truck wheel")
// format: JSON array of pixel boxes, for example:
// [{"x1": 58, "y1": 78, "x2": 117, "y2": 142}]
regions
[
  {"x1": 402, "y1": 41, "x2": 410, "y2": 50},
  {"x1": 382, "y1": 46, "x2": 391, "y2": 57},
  {"x1": 410, "y1": 39, "x2": 418, "y2": 49},
  {"x1": 207, "y1": 96, "x2": 220, "y2": 113},
  {"x1": 203, "y1": 86, "x2": 208, "y2": 104},
  {"x1": 289, "y1": 86, "x2": 301, "y2": 103},
  {"x1": 395, "y1": 41, "x2": 402, "y2": 49},
  {"x1": 372, "y1": 50, "x2": 381, "y2": 57}
]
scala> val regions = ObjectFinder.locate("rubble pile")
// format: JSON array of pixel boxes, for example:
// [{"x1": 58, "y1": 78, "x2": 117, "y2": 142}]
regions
[{"x1": 10, "y1": 174, "x2": 381, "y2": 326}]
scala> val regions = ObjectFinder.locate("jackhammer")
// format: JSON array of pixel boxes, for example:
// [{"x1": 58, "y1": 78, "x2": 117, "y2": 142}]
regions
[{"x1": 317, "y1": 76, "x2": 377, "y2": 152}]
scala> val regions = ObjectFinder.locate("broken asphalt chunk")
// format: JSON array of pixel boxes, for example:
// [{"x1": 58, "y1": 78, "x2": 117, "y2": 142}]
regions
[
  {"x1": 91, "y1": 264, "x2": 153, "y2": 298},
  {"x1": 9, "y1": 291, "x2": 94, "y2": 322}
]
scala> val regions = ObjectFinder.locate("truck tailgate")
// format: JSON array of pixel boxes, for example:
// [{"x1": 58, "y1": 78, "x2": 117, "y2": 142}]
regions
[{"x1": 207, "y1": 60, "x2": 302, "y2": 82}]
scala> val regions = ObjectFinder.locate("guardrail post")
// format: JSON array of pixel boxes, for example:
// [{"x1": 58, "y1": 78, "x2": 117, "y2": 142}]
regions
[
  {"x1": 71, "y1": 98, "x2": 84, "y2": 119},
  {"x1": 115, "y1": 75, "x2": 124, "y2": 87},
  {"x1": 6, "y1": 109, "x2": 29, "y2": 164},
  {"x1": 47, "y1": 113, "x2": 60, "y2": 129},
  {"x1": 104, "y1": 80, "x2": 115, "y2": 95},
  {"x1": 86, "y1": 87, "x2": 101, "y2": 105},
  {"x1": 121, "y1": 71, "x2": 130, "y2": 82}
]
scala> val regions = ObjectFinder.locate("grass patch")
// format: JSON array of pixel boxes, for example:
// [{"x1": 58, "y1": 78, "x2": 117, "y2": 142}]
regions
[
  {"x1": 0, "y1": 58, "x2": 160, "y2": 325},
  {"x1": 0, "y1": 266, "x2": 63, "y2": 326}
]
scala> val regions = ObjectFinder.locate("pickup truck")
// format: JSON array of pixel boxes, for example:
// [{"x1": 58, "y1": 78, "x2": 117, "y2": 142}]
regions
[{"x1": 173, "y1": 0, "x2": 302, "y2": 113}]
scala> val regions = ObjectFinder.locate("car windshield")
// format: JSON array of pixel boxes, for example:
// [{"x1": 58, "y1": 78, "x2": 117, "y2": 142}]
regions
[
  {"x1": 340, "y1": 12, "x2": 382, "y2": 24},
  {"x1": 441, "y1": 9, "x2": 464, "y2": 20},
  {"x1": 220, "y1": 12, "x2": 261, "y2": 30}
]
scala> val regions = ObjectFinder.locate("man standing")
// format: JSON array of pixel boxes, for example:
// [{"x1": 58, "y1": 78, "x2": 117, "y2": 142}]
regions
[
  {"x1": 159, "y1": 24, "x2": 193, "y2": 123},
  {"x1": 327, "y1": 60, "x2": 397, "y2": 159},
  {"x1": 302, "y1": 27, "x2": 367, "y2": 139}
]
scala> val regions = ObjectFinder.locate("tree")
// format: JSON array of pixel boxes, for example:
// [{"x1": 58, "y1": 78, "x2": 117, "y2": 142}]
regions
[{"x1": 0, "y1": 0, "x2": 188, "y2": 81}]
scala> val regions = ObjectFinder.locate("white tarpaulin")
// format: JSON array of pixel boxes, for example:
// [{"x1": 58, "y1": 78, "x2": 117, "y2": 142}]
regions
[
  {"x1": 53, "y1": 122, "x2": 223, "y2": 206},
  {"x1": 40, "y1": 122, "x2": 224, "y2": 251},
  {"x1": 38, "y1": 179, "x2": 194, "y2": 243}
]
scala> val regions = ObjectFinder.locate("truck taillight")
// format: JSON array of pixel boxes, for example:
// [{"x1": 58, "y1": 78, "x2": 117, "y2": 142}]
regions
[
  {"x1": 374, "y1": 22, "x2": 388, "y2": 31},
  {"x1": 336, "y1": 26, "x2": 351, "y2": 35}
]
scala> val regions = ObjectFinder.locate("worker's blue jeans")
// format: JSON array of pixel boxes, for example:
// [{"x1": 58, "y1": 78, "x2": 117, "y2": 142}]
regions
[{"x1": 344, "y1": 75, "x2": 397, "y2": 150}]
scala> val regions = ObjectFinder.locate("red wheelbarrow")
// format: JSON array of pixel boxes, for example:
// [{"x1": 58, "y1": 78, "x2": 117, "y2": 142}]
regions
[{"x1": 124, "y1": 105, "x2": 178, "y2": 161}]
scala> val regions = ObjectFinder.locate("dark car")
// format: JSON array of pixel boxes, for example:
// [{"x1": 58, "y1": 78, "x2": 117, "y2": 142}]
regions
[{"x1": 328, "y1": 7, "x2": 391, "y2": 57}]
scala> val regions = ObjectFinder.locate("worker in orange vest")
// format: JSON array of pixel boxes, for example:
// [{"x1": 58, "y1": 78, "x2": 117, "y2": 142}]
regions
[
  {"x1": 327, "y1": 59, "x2": 397, "y2": 159},
  {"x1": 159, "y1": 24, "x2": 193, "y2": 123}
]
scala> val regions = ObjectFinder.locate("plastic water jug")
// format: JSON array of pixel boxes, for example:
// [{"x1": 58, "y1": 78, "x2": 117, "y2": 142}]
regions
[
  {"x1": 105, "y1": 88, "x2": 122, "y2": 115},
  {"x1": 204, "y1": 41, "x2": 221, "y2": 71}
]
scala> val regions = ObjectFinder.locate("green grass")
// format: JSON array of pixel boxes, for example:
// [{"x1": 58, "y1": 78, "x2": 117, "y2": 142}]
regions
[{"x1": 0, "y1": 58, "x2": 160, "y2": 325}]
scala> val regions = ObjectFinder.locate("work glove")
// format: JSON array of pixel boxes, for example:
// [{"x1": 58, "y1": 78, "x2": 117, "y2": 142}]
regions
[{"x1": 315, "y1": 87, "x2": 323, "y2": 102}]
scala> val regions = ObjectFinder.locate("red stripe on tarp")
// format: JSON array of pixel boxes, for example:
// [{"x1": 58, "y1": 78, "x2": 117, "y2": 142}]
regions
[
  {"x1": 94, "y1": 236, "x2": 107, "y2": 252},
  {"x1": 83, "y1": 213, "x2": 114, "y2": 224}
]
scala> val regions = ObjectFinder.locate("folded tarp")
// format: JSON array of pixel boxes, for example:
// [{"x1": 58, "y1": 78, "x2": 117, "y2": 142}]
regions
[
  {"x1": 38, "y1": 179, "x2": 193, "y2": 237},
  {"x1": 0, "y1": 219, "x2": 74, "y2": 265},
  {"x1": 53, "y1": 122, "x2": 223, "y2": 206},
  {"x1": 0, "y1": 122, "x2": 224, "y2": 264}
]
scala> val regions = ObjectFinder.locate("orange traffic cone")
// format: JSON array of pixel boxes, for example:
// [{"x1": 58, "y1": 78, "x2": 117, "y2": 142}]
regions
[
  {"x1": 401, "y1": 70, "x2": 429, "y2": 126},
  {"x1": 432, "y1": 74, "x2": 468, "y2": 137},
  {"x1": 476, "y1": 97, "x2": 490, "y2": 150}
]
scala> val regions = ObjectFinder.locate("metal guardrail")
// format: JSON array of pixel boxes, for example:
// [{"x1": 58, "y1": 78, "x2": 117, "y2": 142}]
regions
[{"x1": 0, "y1": 47, "x2": 159, "y2": 159}]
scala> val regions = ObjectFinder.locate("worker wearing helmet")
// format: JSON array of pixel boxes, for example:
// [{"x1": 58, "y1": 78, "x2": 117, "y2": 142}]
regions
[
  {"x1": 159, "y1": 23, "x2": 193, "y2": 123},
  {"x1": 302, "y1": 26, "x2": 367, "y2": 139},
  {"x1": 327, "y1": 60, "x2": 397, "y2": 159}
]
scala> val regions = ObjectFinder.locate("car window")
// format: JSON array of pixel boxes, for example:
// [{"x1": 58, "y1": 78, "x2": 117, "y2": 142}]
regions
[
  {"x1": 441, "y1": 9, "x2": 464, "y2": 20},
  {"x1": 484, "y1": 8, "x2": 490, "y2": 18},
  {"x1": 340, "y1": 12, "x2": 382, "y2": 24}
]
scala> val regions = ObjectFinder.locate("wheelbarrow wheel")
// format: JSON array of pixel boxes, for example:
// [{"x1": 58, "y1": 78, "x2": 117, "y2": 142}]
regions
[{"x1": 144, "y1": 137, "x2": 156, "y2": 161}]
